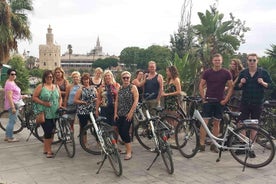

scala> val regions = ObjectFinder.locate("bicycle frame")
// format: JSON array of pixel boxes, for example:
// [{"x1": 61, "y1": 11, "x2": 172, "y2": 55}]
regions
[{"x1": 193, "y1": 109, "x2": 251, "y2": 151}]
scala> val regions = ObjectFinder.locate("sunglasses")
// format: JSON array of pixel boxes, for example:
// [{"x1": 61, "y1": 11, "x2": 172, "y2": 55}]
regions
[
  {"x1": 248, "y1": 59, "x2": 257, "y2": 62},
  {"x1": 47, "y1": 75, "x2": 53, "y2": 79},
  {"x1": 122, "y1": 77, "x2": 130, "y2": 80},
  {"x1": 10, "y1": 73, "x2": 16, "y2": 76}
]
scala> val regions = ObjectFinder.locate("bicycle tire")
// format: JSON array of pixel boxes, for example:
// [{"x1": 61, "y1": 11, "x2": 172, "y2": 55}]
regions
[
  {"x1": 229, "y1": 126, "x2": 275, "y2": 168},
  {"x1": 104, "y1": 135, "x2": 122, "y2": 176},
  {"x1": 62, "y1": 119, "x2": 76, "y2": 158},
  {"x1": 160, "y1": 115, "x2": 180, "y2": 149},
  {"x1": 0, "y1": 110, "x2": 24, "y2": 134},
  {"x1": 34, "y1": 123, "x2": 61, "y2": 144},
  {"x1": 134, "y1": 121, "x2": 155, "y2": 151},
  {"x1": 79, "y1": 123, "x2": 101, "y2": 155},
  {"x1": 159, "y1": 137, "x2": 174, "y2": 174},
  {"x1": 175, "y1": 119, "x2": 199, "y2": 158}
]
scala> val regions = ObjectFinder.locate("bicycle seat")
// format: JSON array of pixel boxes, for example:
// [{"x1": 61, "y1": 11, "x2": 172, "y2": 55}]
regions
[
  {"x1": 96, "y1": 116, "x2": 107, "y2": 122},
  {"x1": 243, "y1": 119, "x2": 258, "y2": 125},
  {"x1": 263, "y1": 100, "x2": 276, "y2": 108},
  {"x1": 153, "y1": 106, "x2": 164, "y2": 112},
  {"x1": 57, "y1": 108, "x2": 75, "y2": 115},
  {"x1": 224, "y1": 111, "x2": 241, "y2": 117}
]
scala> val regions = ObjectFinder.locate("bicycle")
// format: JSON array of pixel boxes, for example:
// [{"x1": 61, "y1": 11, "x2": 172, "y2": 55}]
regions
[
  {"x1": 134, "y1": 95, "x2": 179, "y2": 150},
  {"x1": 53, "y1": 108, "x2": 76, "y2": 158},
  {"x1": 175, "y1": 96, "x2": 275, "y2": 171},
  {"x1": 259, "y1": 100, "x2": 276, "y2": 139},
  {"x1": 79, "y1": 112, "x2": 122, "y2": 176},
  {"x1": 134, "y1": 94, "x2": 174, "y2": 174},
  {"x1": 0, "y1": 97, "x2": 60, "y2": 144}
]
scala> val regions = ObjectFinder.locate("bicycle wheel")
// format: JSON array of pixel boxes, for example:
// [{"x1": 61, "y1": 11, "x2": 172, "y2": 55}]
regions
[
  {"x1": 229, "y1": 126, "x2": 275, "y2": 168},
  {"x1": 34, "y1": 123, "x2": 61, "y2": 144},
  {"x1": 104, "y1": 134, "x2": 122, "y2": 176},
  {"x1": 159, "y1": 136, "x2": 174, "y2": 174},
  {"x1": 260, "y1": 116, "x2": 276, "y2": 139},
  {"x1": 160, "y1": 115, "x2": 180, "y2": 149},
  {"x1": 175, "y1": 119, "x2": 199, "y2": 158},
  {"x1": 62, "y1": 119, "x2": 75, "y2": 158},
  {"x1": 134, "y1": 121, "x2": 155, "y2": 151},
  {"x1": 80, "y1": 123, "x2": 101, "y2": 155},
  {"x1": 0, "y1": 110, "x2": 24, "y2": 134}
]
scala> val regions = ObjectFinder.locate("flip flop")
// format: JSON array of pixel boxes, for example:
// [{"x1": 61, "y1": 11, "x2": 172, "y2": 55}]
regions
[{"x1": 124, "y1": 154, "x2": 132, "y2": 160}]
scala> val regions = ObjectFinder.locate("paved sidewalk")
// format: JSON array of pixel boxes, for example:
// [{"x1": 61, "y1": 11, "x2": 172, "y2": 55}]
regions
[{"x1": 0, "y1": 125, "x2": 275, "y2": 184}]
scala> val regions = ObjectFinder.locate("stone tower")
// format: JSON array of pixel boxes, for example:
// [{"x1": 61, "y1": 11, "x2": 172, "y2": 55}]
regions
[{"x1": 39, "y1": 25, "x2": 61, "y2": 70}]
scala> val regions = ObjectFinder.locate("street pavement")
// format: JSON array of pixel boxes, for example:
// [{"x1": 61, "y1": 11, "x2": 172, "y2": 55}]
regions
[{"x1": 0, "y1": 125, "x2": 275, "y2": 184}]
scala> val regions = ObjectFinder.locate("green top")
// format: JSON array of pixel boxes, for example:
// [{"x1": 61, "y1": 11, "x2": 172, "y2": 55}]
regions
[
  {"x1": 164, "y1": 83, "x2": 178, "y2": 111},
  {"x1": 34, "y1": 85, "x2": 60, "y2": 119}
]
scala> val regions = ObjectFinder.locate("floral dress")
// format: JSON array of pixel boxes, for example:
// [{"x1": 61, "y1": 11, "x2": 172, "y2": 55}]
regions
[{"x1": 164, "y1": 83, "x2": 178, "y2": 111}]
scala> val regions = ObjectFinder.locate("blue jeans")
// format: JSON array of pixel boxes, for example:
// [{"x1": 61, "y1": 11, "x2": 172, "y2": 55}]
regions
[{"x1": 6, "y1": 108, "x2": 19, "y2": 138}]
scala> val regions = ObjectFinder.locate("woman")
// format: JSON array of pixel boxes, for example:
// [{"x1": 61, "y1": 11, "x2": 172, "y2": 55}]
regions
[
  {"x1": 90, "y1": 67, "x2": 103, "y2": 89},
  {"x1": 33, "y1": 70, "x2": 62, "y2": 158},
  {"x1": 74, "y1": 73, "x2": 97, "y2": 146},
  {"x1": 64, "y1": 71, "x2": 82, "y2": 130},
  {"x1": 54, "y1": 67, "x2": 69, "y2": 106},
  {"x1": 114, "y1": 71, "x2": 139, "y2": 160},
  {"x1": 132, "y1": 69, "x2": 145, "y2": 102},
  {"x1": 229, "y1": 59, "x2": 244, "y2": 111},
  {"x1": 162, "y1": 65, "x2": 182, "y2": 113},
  {"x1": 95, "y1": 70, "x2": 120, "y2": 127},
  {"x1": 229, "y1": 59, "x2": 244, "y2": 84},
  {"x1": 4, "y1": 69, "x2": 27, "y2": 142}
]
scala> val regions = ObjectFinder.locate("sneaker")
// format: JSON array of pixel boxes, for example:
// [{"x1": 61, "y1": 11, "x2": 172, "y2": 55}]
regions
[
  {"x1": 210, "y1": 144, "x2": 219, "y2": 153},
  {"x1": 7, "y1": 138, "x2": 19, "y2": 143}
]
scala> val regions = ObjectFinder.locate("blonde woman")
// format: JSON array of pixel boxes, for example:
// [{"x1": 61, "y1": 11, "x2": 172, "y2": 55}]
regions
[
  {"x1": 54, "y1": 67, "x2": 69, "y2": 106},
  {"x1": 64, "y1": 71, "x2": 82, "y2": 130},
  {"x1": 114, "y1": 71, "x2": 139, "y2": 160},
  {"x1": 96, "y1": 70, "x2": 120, "y2": 127},
  {"x1": 90, "y1": 67, "x2": 103, "y2": 89}
]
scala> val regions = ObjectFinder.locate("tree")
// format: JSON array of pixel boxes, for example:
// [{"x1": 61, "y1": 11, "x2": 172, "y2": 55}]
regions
[
  {"x1": 265, "y1": 44, "x2": 276, "y2": 59},
  {"x1": 67, "y1": 44, "x2": 73, "y2": 60},
  {"x1": 170, "y1": 0, "x2": 194, "y2": 58},
  {"x1": 193, "y1": 5, "x2": 250, "y2": 69},
  {"x1": 92, "y1": 57, "x2": 119, "y2": 70},
  {"x1": 8, "y1": 55, "x2": 29, "y2": 92},
  {"x1": 119, "y1": 47, "x2": 142, "y2": 67},
  {"x1": 0, "y1": 0, "x2": 33, "y2": 64}
]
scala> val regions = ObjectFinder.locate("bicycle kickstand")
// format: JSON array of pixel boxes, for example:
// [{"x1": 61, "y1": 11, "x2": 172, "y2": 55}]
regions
[
  {"x1": 54, "y1": 141, "x2": 64, "y2": 158},
  {"x1": 146, "y1": 152, "x2": 160, "y2": 171},
  {"x1": 242, "y1": 153, "x2": 249, "y2": 172},
  {"x1": 216, "y1": 149, "x2": 222, "y2": 162},
  {"x1": 26, "y1": 131, "x2": 33, "y2": 142},
  {"x1": 96, "y1": 154, "x2": 107, "y2": 174}
]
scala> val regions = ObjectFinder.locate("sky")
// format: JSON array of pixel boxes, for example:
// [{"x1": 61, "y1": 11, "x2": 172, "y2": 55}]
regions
[{"x1": 18, "y1": 0, "x2": 276, "y2": 57}]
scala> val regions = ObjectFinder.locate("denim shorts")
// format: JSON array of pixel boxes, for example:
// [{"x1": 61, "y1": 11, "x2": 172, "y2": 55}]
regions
[{"x1": 202, "y1": 102, "x2": 223, "y2": 120}]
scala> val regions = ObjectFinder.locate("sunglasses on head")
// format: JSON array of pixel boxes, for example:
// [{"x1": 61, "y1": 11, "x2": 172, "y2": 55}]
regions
[{"x1": 248, "y1": 59, "x2": 257, "y2": 62}]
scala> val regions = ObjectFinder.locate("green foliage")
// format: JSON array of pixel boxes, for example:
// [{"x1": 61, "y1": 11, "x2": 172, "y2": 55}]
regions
[
  {"x1": 92, "y1": 57, "x2": 119, "y2": 70},
  {"x1": 7, "y1": 55, "x2": 29, "y2": 92},
  {"x1": 265, "y1": 44, "x2": 276, "y2": 59},
  {"x1": 29, "y1": 68, "x2": 44, "y2": 78},
  {"x1": 193, "y1": 5, "x2": 250, "y2": 69}
]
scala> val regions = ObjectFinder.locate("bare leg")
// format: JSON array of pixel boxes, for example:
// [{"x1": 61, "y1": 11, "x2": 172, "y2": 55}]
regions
[{"x1": 199, "y1": 119, "x2": 209, "y2": 146}]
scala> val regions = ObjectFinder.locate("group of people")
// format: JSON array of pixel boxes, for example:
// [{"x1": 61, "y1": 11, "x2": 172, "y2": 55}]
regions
[
  {"x1": 3, "y1": 53, "x2": 274, "y2": 159},
  {"x1": 199, "y1": 53, "x2": 274, "y2": 153}
]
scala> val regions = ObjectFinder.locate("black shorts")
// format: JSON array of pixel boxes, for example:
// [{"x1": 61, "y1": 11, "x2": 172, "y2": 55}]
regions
[
  {"x1": 202, "y1": 102, "x2": 223, "y2": 120},
  {"x1": 238, "y1": 103, "x2": 263, "y2": 121}
]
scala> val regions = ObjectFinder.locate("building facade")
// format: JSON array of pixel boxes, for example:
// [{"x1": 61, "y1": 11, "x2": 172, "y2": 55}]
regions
[{"x1": 39, "y1": 25, "x2": 61, "y2": 70}]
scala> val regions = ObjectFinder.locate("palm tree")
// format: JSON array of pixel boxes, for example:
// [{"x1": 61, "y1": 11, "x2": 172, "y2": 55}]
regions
[
  {"x1": 265, "y1": 44, "x2": 276, "y2": 59},
  {"x1": 67, "y1": 44, "x2": 73, "y2": 60},
  {"x1": 193, "y1": 5, "x2": 248, "y2": 69},
  {"x1": 0, "y1": 0, "x2": 13, "y2": 64},
  {"x1": 0, "y1": 0, "x2": 33, "y2": 64}
]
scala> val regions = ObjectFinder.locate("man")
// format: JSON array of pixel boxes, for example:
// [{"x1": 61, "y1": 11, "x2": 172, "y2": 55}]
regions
[
  {"x1": 235, "y1": 53, "x2": 274, "y2": 125},
  {"x1": 143, "y1": 61, "x2": 163, "y2": 115},
  {"x1": 199, "y1": 53, "x2": 233, "y2": 152}
]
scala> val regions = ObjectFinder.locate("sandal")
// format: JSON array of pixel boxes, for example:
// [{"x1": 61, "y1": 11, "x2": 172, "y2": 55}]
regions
[
  {"x1": 46, "y1": 152, "x2": 54, "y2": 158},
  {"x1": 124, "y1": 154, "x2": 132, "y2": 160}
]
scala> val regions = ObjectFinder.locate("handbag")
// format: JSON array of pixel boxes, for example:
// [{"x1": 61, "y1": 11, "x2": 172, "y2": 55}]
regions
[
  {"x1": 14, "y1": 99, "x2": 25, "y2": 109},
  {"x1": 36, "y1": 112, "x2": 45, "y2": 124}
]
